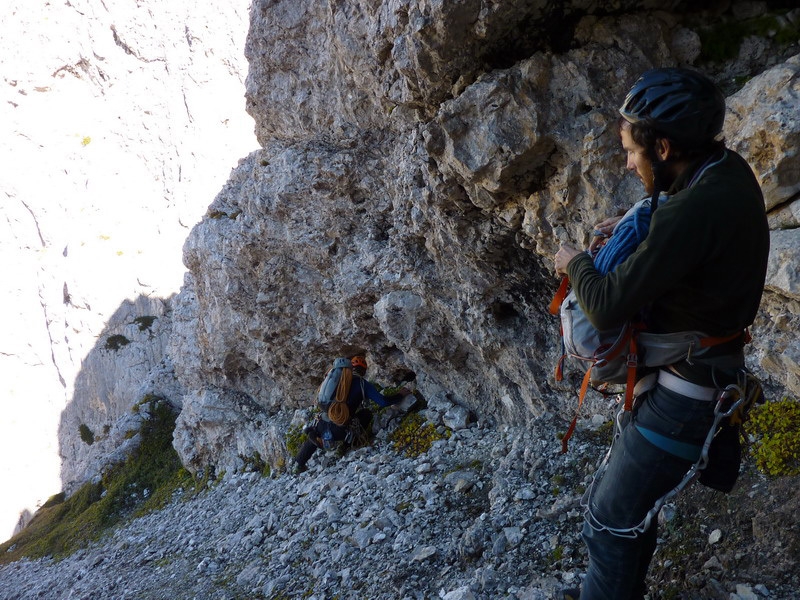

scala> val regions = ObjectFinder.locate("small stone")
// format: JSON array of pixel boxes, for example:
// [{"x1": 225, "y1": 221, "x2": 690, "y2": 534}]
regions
[
  {"x1": 734, "y1": 583, "x2": 759, "y2": 600},
  {"x1": 491, "y1": 533, "x2": 507, "y2": 556},
  {"x1": 443, "y1": 406, "x2": 471, "y2": 430},
  {"x1": 442, "y1": 586, "x2": 475, "y2": 600},
  {"x1": 411, "y1": 545, "x2": 437, "y2": 562},
  {"x1": 503, "y1": 527, "x2": 524, "y2": 547},
  {"x1": 514, "y1": 487, "x2": 536, "y2": 501},
  {"x1": 454, "y1": 478, "x2": 474, "y2": 493},
  {"x1": 754, "y1": 584, "x2": 770, "y2": 596},
  {"x1": 659, "y1": 504, "x2": 676, "y2": 524},
  {"x1": 708, "y1": 529, "x2": 723, "y2": 544}
]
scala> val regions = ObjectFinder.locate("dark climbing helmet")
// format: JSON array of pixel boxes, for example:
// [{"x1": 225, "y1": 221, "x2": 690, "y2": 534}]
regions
[{"x1": 619, "y1": 68, "x2": 726, "y2": 145}]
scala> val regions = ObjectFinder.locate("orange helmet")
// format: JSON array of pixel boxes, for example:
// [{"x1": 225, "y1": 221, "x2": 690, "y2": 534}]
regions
[{"x1": 351, "y1": 355, "x2": 368, "y2": 370}]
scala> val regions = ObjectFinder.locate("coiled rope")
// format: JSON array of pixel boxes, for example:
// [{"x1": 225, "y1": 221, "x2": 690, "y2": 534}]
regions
[{"x1": 327, "y1": 367, "x2": 352, "y2": 426}]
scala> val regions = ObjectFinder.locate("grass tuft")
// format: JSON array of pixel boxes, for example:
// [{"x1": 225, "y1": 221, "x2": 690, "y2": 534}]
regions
[{"x1": 0, "y1": 398, "x2": 194, "y2": 564}]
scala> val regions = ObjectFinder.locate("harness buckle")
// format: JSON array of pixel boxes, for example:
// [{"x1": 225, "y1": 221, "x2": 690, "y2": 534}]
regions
[{"x1": 686, "y1": 341, "x2": 695, "y2": 365}]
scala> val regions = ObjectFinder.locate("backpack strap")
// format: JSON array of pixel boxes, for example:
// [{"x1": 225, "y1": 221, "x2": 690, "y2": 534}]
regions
[
  {"x1": 353, "y1": 374, "x2": 366, "y2": 405},
  {"x1": 549, "y1": 276, "x2": 570, "y2": 316},
  {"x1": 560, "y1": 323, "x2": 640, "y2": 454},
  {"x1": 550, "y1": 276, "x2": 571, "y2": 382}
]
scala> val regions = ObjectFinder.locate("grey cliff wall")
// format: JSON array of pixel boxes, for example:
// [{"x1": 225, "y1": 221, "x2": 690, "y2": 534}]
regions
[{"x1": 165, "y1": 2, "x2": 800, "y2": 475}]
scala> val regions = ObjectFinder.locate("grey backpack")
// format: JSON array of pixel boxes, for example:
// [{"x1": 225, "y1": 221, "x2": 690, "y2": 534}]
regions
[{"x1": 317, "y1": 357, "x2": 353, "y2": 426}]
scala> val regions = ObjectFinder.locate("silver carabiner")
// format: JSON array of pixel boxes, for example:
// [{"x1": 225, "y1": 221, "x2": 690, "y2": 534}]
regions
[{"x1": 714, "y1": 384, "x2": 744, "y2": 418}]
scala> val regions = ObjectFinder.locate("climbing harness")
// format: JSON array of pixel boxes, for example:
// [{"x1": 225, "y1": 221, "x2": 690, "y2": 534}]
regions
[
  {"x1": 345, "y1": 417, "x2": 372, "y2": 449},
  {"x1": 581, "y1": 368, "x2": 763, "y2": 539}
]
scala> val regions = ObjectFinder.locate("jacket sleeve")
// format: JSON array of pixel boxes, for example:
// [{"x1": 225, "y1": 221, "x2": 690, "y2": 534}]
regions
[
  {"x1": 363, "y1": 381, "x2": 404, "y2": 407},
  {"x1": 566, "y1": 194, "x2": 709, "y2": 331}
]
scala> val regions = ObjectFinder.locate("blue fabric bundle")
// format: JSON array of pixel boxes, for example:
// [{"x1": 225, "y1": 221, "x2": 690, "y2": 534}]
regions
[{"x1": 593, "y1": 196, "x2": 661, "y2": 275}]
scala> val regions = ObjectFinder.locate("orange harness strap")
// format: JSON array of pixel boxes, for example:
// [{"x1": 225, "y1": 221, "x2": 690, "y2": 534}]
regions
[
  {"x1": 698, "y1": 329, "x2": 747, "y2": 348},
  {"x1": 623, "y1": 334, "x2": 639, "y2": 412},
  {"x1": 560, "y1": 328, "x2": 749, "y2": 452},
  {"x1": 549, "y1": 276, "x2": 570, "y2": 316},
  {"x1": 548, "y1": 275, "x2": 745, "y2": 452},
  {"x1": 560, "y1": 325, "x2": 638, "y2": 453},
  {"x1": 550, "y1": 276, "x2": 571, "y2": 382}
]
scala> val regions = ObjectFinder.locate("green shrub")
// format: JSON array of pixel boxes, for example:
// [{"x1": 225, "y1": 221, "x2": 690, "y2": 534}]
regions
[
  {"x1": 133, "y1": 316, "x2": 157, "y2": 332},
  {"x1": 285, "y1": 423, "x2": 306, "y2": 457},
  {"x1": 104, "y1": 334, "x2": 130, "y2": 351},
  {"x1": 388, "y1": 412, "x2": 448, "y2": 458},
  {"x1": 745, "y1": 397, "x2": 800, "y2": 477},
  {"x1": 206, "y1": 208, "x2": 241, "y2": 220},
  {"x1": 78, "y1": 423, "x2": 95, "y2": 445}
]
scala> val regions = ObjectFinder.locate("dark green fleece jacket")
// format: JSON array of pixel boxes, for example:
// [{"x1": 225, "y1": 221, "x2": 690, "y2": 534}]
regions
[{"x1": 567, "y1": 149, "x2": 769, "y2": 338}]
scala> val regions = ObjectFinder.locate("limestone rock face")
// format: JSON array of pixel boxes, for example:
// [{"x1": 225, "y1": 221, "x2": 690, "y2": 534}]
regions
[
  {"x1": 726, "y1": 54, "x2": 800, "y2": 212},
  {"x1": 166, "y1": 2, "x2": 800, "y2": 474},
  {"x1": 765, "y1": 230, "x2": 800, "y2": 301},
  {"x1": 57, "y1": 297, "x2": 180, "y2": 494},
  {"x1": 424, "y1": 14, "x2": 677, "y2": 255},
  {"x1": 725, "y1": 56, "x2": 800, "y2": 399},
  {"x1": 172, "y1": 387, "x2": 286, "y2": 477},
  {"x1": 756, "y1": 229, "x2": 800, "y2": 398},
  {"x1": 243, "y1": 1, "x2": 694, "y2": 145}
]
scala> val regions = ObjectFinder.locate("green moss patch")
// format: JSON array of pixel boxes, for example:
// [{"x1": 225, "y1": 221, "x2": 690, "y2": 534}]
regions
[
  {"x1": 745, "y1": 397, "x2": 800, "y2": 477},
  {"x1": 285, "y1": 423, "x2": 307, "y2": 457},
  {"x1": 699, "y1": 12, "x2": 800, "y2": 63},
  {"x1": 388, "y1": 412, "x2": 449, "y2": 458}
]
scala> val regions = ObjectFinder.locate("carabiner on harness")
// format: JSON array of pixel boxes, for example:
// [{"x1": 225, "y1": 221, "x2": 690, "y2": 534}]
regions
[{"x1": 582, "y1": 383, "x2": 741, "y2": 539}]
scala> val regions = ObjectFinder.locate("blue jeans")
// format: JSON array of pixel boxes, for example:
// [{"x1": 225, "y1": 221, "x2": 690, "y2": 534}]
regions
[{"x1": 580, "y1": 384, "x2": 716, "y2": 599}]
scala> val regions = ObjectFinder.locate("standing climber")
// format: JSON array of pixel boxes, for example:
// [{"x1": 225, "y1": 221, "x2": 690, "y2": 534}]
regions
[
  {"x1": 553, "y1": 68, "x2": 769, "y2": 599},
  {"x1": 293, "y1": 355, "x2": 411, "y2": 473}
]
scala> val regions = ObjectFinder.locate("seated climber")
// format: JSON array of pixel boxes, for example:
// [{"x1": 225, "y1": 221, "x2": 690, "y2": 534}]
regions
[{"x1": 293, "y1": 355, "x2": 412, "y2": 473}]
